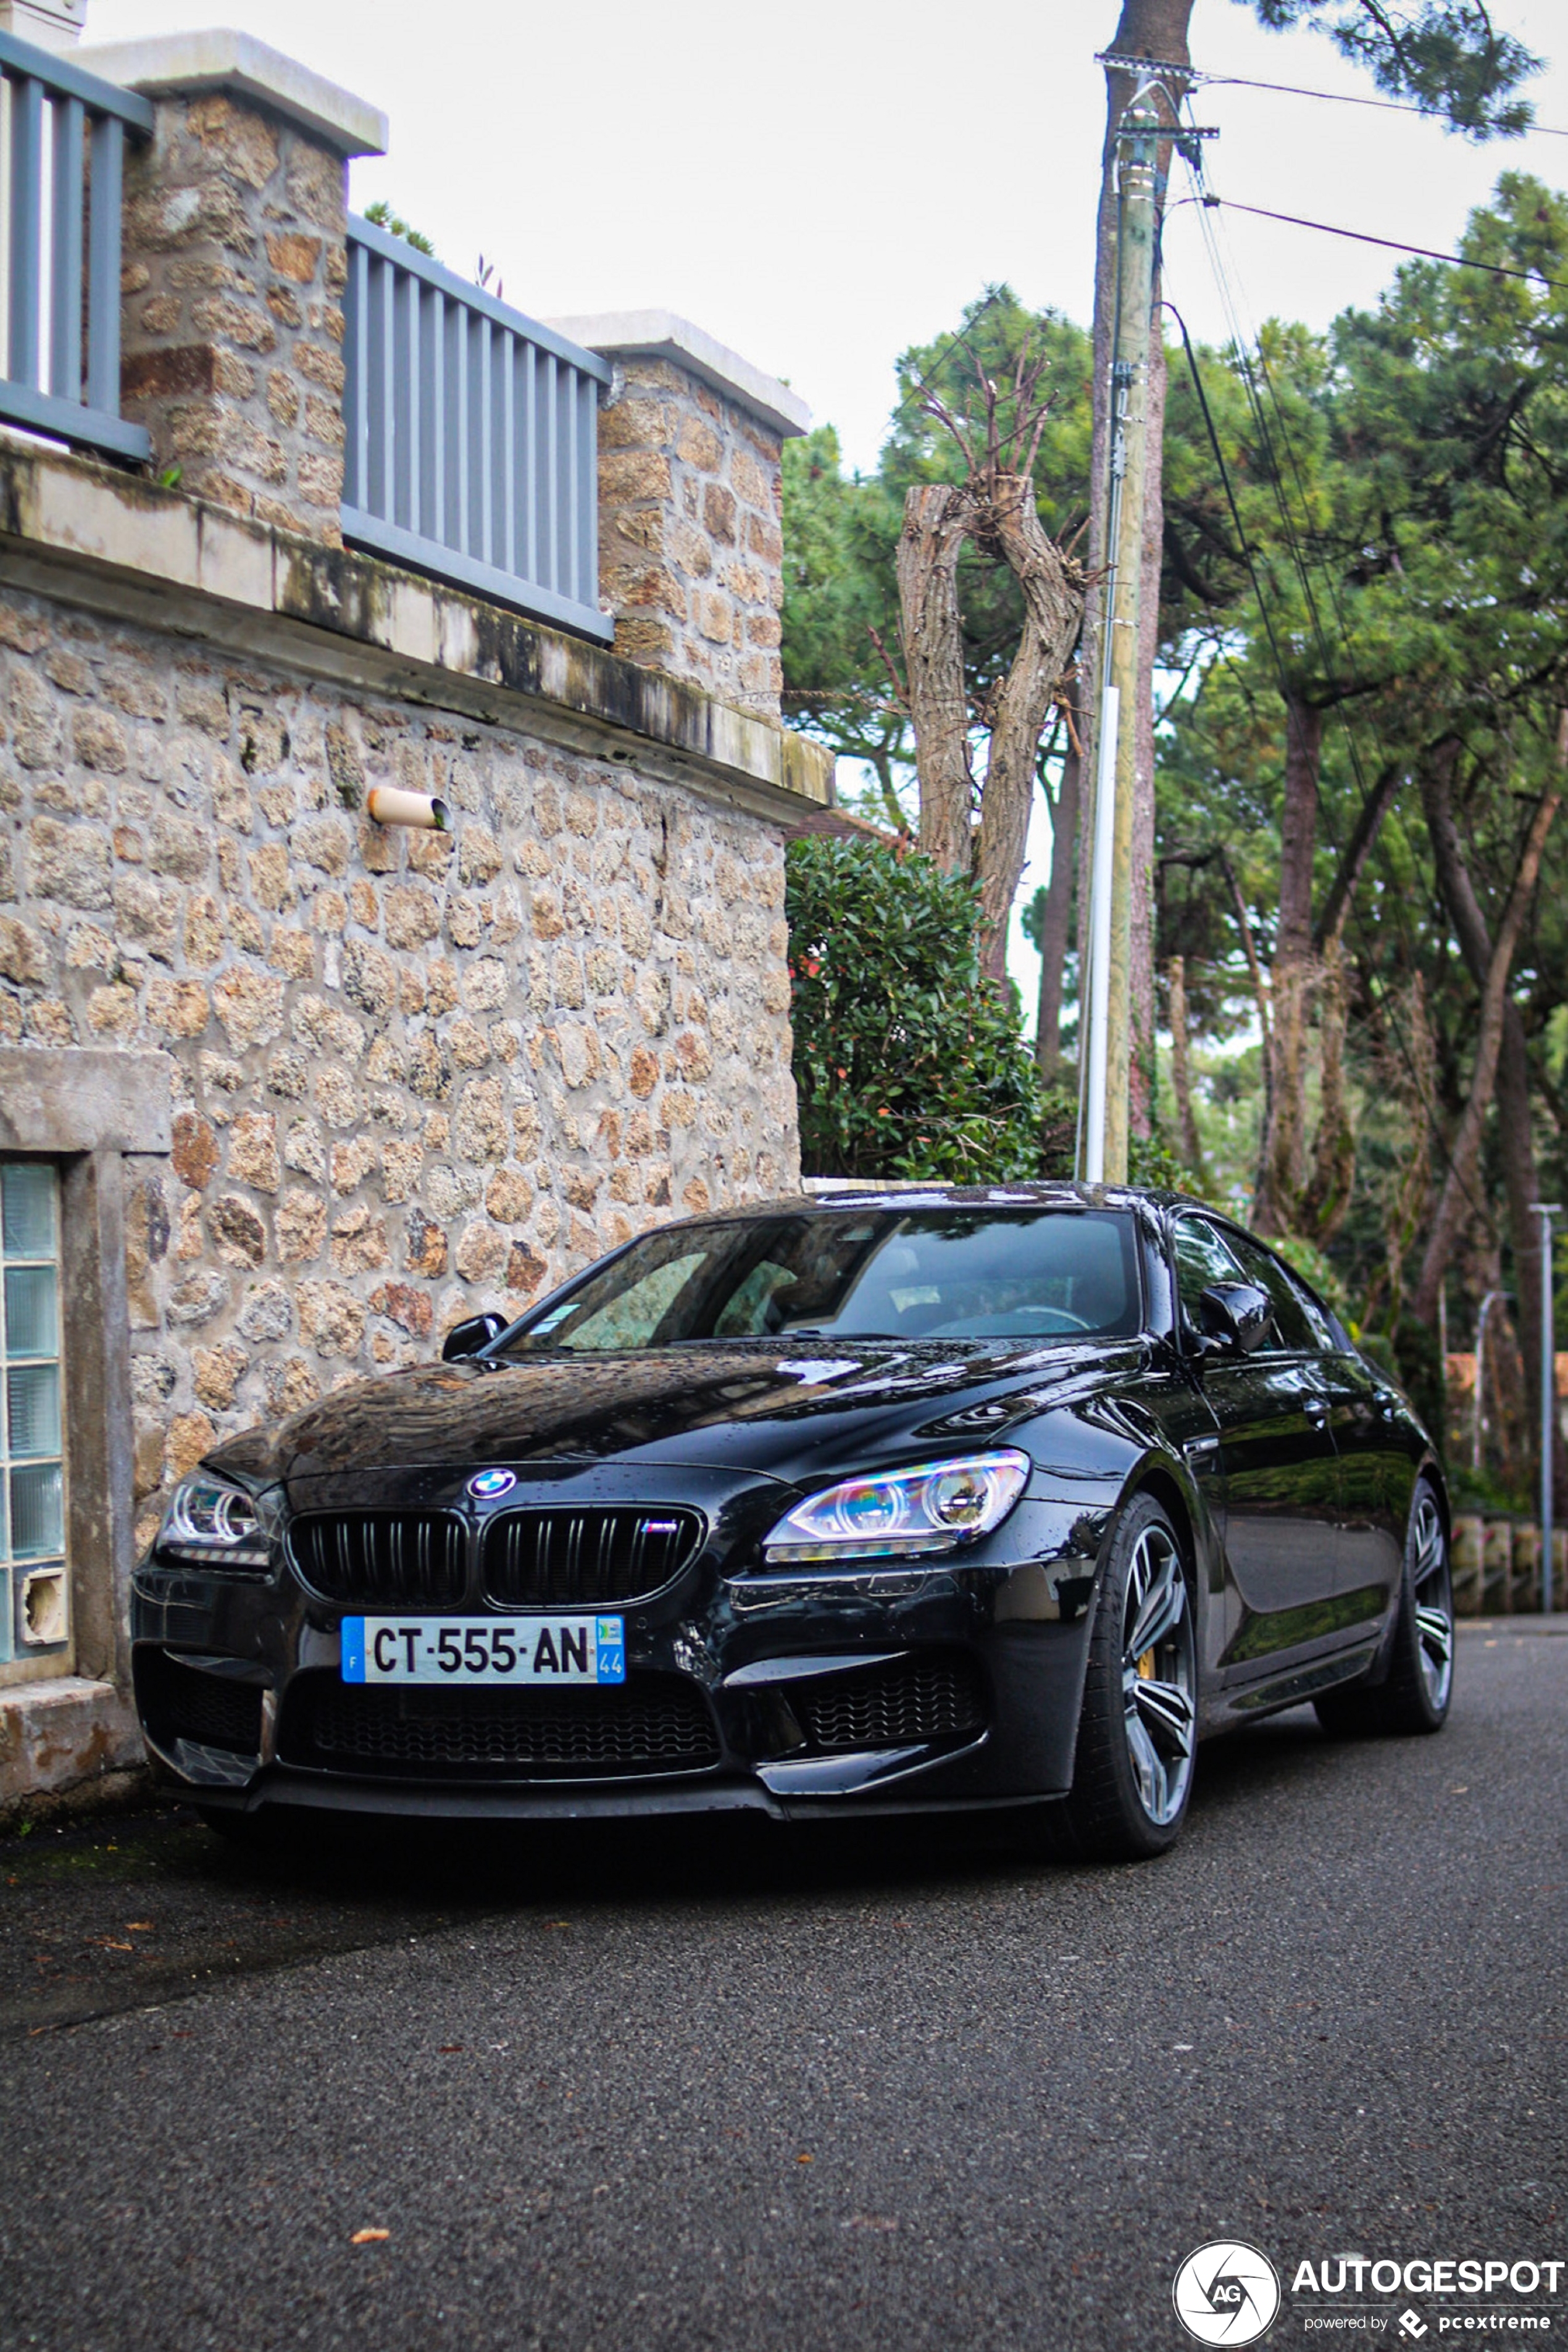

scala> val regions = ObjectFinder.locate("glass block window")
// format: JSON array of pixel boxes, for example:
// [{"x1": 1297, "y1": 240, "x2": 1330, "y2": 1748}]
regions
[{"x1": 1, "y1": 1164, "x2": 67, "y2": 1669}]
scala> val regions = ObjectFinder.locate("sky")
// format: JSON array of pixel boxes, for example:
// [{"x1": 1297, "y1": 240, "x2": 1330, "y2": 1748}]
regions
[{"x1": 76, "y1": 0, "x2": 1568, "y2": 1007}]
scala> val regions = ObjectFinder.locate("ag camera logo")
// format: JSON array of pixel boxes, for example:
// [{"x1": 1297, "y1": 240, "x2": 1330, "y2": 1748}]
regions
[{"x1": 1174, "y1": 2241, "x2": 1283, "y2": 2346}]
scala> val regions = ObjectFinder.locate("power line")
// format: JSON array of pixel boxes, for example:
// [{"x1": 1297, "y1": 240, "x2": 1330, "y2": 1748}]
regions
[
  {"x1": 1207, "y1": 69, "x2": 1567, "y2": 136},
  {"x1": 1098, "y1": 50, "x2": 1568, "y2": 138},
  {"x1": 1205, "y1": 197, "x2": 1568, "y2": 296},
  {"x1": 1167, "y1": 191, "x2": 1499, "y2": 1236}
]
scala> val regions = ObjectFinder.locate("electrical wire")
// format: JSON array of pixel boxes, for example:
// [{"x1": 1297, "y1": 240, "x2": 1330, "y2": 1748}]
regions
[
  {"x1": 1167, "y1": 157, "x2": 1503, "y2": 1233},
  {"x1": 1203, "y1": 69, "x2": 1567, "y2": 136},
  {"x1": 1209, "y1": 198, "x2": 1568, "y2": 296},
  {"x1": 1188, "y1": 177, "x2": 1450, "y2": 1099}
]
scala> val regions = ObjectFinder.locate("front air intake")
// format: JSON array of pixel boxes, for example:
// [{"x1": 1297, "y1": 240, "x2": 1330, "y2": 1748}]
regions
[
  {"x1": 135, "y1": 1649, "x2": 265, "y2": 1756},
  {"x1": 280, "y1": 1671, "x2": 720, "y2": 1779},
  {"x1": 796, "y1": 1654, "x2": 987, "y2": 1751}
]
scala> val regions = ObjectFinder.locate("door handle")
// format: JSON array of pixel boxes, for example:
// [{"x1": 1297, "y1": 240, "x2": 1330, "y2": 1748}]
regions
[
  {"x1": 1303, "y1": 1396, "x2": 1330, "y2": 1427},
  {"x1": 1373, "y1": 1389, "x2": 1398, "y2": 1419}
]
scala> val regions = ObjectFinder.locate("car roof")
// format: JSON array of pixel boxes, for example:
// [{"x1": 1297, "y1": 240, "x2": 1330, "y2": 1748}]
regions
[{"x1": 658, "y1": 1182, "x2": 1199, "y2": 1225}]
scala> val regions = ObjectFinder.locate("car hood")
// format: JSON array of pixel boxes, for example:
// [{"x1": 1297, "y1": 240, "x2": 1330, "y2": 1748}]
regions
[{"x1": 204, "y1": 1337, "x2": 1151, "y2": 1493}]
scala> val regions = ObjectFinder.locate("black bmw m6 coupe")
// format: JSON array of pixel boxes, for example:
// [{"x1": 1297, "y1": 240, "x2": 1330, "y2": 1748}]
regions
[{"x1": 133, "y1": 1185, "x2": 1453, "y2": 1860}]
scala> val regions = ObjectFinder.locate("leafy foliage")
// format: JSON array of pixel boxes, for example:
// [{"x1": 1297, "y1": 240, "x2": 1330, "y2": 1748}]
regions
[
  {"x1": 362, "y1": 199, "x2": 436, "y2": 257},
  {"x1": 785, "y1": 836, "x2": 1074, "y2": 1182},
  {"x1": 1241, "y1": 0, "x2": 1541, "y2": 137},
  {"x1": 780, "y1": 152, "x2": 1568, "y2": 1504}
]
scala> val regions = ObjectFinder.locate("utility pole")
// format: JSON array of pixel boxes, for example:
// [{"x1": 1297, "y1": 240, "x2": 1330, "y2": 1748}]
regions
[
  {"x1": 1080, "y1": 95, "x2": 1158, "y2": 1185},
  {"x1": 1532, "y1": 1204, "x2": 1561, "y2": 1611}
]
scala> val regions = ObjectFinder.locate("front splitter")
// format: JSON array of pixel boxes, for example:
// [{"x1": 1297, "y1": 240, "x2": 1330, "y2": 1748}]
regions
[{"x1": 188, "y1": 1766, "x2": 1064, "y2": 1826}]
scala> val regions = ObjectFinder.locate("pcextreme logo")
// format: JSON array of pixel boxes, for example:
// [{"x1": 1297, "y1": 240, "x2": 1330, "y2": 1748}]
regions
[{"x1": 1174, "y1": 2241, "x2": 1284, "y2": 2346}]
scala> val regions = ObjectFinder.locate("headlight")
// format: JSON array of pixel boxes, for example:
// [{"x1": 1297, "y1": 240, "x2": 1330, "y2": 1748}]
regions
[
  {"x1": 761, "y1": 1451, "x2": 1030, "y2": 1565},
  {"x1": 156, "y1": 1474, "x2": 272, "y2": 1570}
]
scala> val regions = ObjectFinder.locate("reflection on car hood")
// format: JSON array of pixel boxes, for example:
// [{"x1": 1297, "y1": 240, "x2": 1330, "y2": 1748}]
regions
[{"x1": 204, "y1": 1338, "x2": 1148, "y2": 1489}]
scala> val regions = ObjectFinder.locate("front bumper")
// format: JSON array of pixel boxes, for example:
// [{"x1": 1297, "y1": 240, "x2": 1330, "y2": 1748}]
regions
[{"x1": 131, "y1": 1469, "x2": 1106, "y2": 1824}]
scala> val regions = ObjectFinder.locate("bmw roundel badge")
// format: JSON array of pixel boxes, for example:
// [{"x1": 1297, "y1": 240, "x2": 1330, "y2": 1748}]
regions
[{"x1": 467, "y1": 1469, "x2": 517, "y2": 1500}]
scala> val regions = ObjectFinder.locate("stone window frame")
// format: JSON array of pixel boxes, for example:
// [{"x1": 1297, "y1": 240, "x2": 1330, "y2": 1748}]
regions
[{"x1": 0, "y1": 1051, "x2": 171, "y2": 1699}]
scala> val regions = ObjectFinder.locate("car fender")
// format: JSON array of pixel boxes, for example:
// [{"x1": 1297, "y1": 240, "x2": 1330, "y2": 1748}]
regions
[
  {"x1": 1359, "y1": 1446, "x2": 1450, "y2": 1687},
  {"x1": 1011, "y1": 1399, "x2": 1219, "y2": 1661}
]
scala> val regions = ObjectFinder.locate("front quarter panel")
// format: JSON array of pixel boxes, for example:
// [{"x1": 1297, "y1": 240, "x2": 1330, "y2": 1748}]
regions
[{"x1": 1001, "y1": 1372, "x2": 1226, "y2": 1715}]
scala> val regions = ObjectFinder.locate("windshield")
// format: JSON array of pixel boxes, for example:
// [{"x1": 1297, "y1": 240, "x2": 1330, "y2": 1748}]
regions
[{"x1": 497, "y1": 1208, "x2": 1143, "y2": 1354}]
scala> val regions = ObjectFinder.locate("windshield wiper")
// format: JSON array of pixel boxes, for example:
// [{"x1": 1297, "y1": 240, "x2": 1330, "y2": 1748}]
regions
[{"x1": 777, "y1": 1327, "x2": 899, "y2": 1341}]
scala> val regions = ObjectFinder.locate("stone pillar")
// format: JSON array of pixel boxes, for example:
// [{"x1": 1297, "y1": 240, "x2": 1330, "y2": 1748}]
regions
[
  {"x1": 548, "y1": 312, "x2": 810, "y2": 727},
  {"x1": 76, "y1": 31, "x2": 386, "y2": 544},
  {"x1": 0, "y1": 0, "x2": 86, "y2": 51}
]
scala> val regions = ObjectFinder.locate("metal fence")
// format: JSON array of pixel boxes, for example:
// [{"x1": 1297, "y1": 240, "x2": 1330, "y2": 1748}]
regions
[
  {"x1": 0, "y1": 28, "x2": 151, "y2": 463},
  {"x1": 342, "y1": 214, "x2": 614, "y2": 643}
]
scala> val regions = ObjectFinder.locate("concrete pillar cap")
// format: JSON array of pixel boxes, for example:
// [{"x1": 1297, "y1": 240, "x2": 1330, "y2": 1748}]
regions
[
  {"x1": 75, "y1": 27, "x2": 388, "y2": 156},
  {"x1": 546, "y1": 310, "x2": 811, "y2": 440}
]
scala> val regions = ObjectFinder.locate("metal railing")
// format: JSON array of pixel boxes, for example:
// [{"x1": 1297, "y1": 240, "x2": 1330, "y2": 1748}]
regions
[
  {"x1": 0, "y1": 28, "x2": 152, "y2": 463},
  {"x1": 343, "y1": 214, "x2": 614, "y2": 643}
]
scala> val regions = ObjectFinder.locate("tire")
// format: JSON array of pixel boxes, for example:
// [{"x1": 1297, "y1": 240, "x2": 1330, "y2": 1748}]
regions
[
  {"x1": 1314, "y1": 1480, "x2": 1454, "y2": 1738},
  {"x1": 1022, "y1": 1492, "x2": 1197, "y2": 1863}
]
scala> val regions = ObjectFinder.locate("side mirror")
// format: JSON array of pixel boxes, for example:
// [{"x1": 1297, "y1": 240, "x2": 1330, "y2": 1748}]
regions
[
  {"x1": 1198, "y1": 1280, "x2": 1272, "y2": 1356},
  {"x1": 441, "y1": 1312, "x2": 507, "y2": 1362}
]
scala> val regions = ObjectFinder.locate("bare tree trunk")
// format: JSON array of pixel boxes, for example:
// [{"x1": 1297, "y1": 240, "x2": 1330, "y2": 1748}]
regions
[
  {"x1": 1303, "y1": 940, "x2": 1356, "y2": 1240},
  {"x1": 975, "y1": 475, "x2": 1085, "y2": 977},
  {"x1": 1219, "y1": 848, "x2": 1273, "y2": 1059},
  {"x1": 1297, "y1": 763, "x2": 1401, "y2": 1239},
  {"x1": 1254, "y1": 694, "x2": 1324, "y2": 1236},
  {"x1": 896, "y1": 483, "x2": 975, "y2": 874},
  {"x1": 1315, "y1": 762, "x2": 1401, "y2": 953},
  {"x1": 1421, "y1": 735, "x2": 1568, "y2": 1490},
  {"x1": 1035, "y1": 728, "x2": 1081, "y2": 1075},
  {"x1": 1364, "y1": 975, "x2": 1436, "y2": 1336},
  {"x1": 1412, "y1": 785, "x2": 1562, "y2": 1324},
  {"x1": 1166, "y1": 953, "x2": 1209, "y2": 1185}
]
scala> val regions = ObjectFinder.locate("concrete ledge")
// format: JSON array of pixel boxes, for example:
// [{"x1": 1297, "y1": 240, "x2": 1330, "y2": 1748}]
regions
[
  {"x1": 0, "y1": 1047, "x2": 173, "y2": 1154},
  {"x1": 0, "y1": 436, "x2": 835, "y2": 826},
  {"x1": 0, "y1": 1676, "x2": 144, "y2": 1816},
  {"x1": 548, "y1": 311, "x2": 811, "y2": 441},
  {"x1": 76, "y1": 27, "x2": 388, "y2": 157}
]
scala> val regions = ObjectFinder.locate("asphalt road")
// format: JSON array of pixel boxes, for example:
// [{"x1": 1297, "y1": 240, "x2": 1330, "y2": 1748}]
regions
[{"x1": 2, "y1": 1623, "x2": 1565, "y2": 2352}]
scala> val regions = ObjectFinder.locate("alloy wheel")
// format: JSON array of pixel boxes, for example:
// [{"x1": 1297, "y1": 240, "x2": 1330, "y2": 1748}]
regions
[
  {"x1": 1411, "y1": 1491, "x2": 1454, "y2": 1715},
  {"x1": 1120, "y1": 1523, "x2": 1196, "y2": 1827}
]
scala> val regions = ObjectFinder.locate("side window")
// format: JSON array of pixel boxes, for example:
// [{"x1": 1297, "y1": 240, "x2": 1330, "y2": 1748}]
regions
[
  {"x1": 1222, "y1": 1232, "x2": 1322, "y2": 1354},
  {"x1": 1275, "y1": 1259, "x2": 1337, "y2": 1352},
  {"x1": 1171, "y1": 1217, "x2": 1244, "y2": 1335}
]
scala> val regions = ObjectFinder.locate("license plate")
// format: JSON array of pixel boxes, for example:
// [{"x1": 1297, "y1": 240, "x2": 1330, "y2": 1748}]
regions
[{"x1": 340, "y1": 1616, "x2": 626, "y2": 1686}]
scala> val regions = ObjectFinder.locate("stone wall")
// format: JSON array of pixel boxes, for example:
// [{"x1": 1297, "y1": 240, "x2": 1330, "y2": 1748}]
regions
[
  {"x1": 0, "y1": 583, "x2": 799, "y2": 1554},
  {"x1": 596, "y1": 356, "x2": 786, "y2": 723},
  {"x1": 120, "y1": 91, "x2": 349, "y2": 544}
]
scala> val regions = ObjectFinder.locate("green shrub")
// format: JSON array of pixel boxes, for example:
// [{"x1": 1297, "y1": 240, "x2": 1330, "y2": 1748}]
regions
[{"x1": 785, "y1": 835, "x2": 1075, "y2": 1182}]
